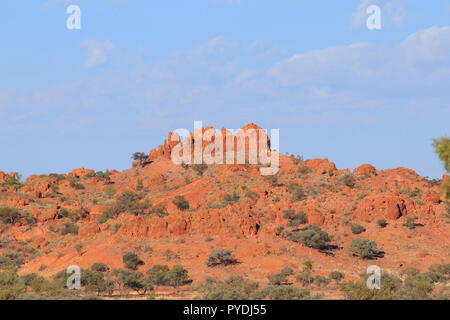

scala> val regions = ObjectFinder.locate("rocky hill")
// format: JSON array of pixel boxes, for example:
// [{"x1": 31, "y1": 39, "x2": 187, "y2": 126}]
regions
[{"x1": 0, "y1": 123, "x2": 449, "y2": 300}]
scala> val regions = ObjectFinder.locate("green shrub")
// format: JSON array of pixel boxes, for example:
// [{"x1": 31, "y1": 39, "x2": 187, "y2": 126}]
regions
[
  {"x1": 0, "y1": 173, "x2": 23, "y2": 190},
  {"x1": 283, "y1": 210, "x2": 307, "y2": 227},
  {"x1": 104, "y1": 186, "x2": 116, "y2": 199},
  {"x1": 146, "y1": 265, "x2": 170, "y2": 286},
  {"x1": 286, "y1": 182, "x2": 306, "y2": 202},
  {"x1": 329, "y1": 271, "x2": 345, "y2": 284},
  {"x1": 60, "y1": 222, "x2": 79, "y2": 235},
  {"x1": 263, "y1": 285, "x2": 309, "y2": 300},
  {"x1": 192, "y1": 163, "x2": 208, "y2": 176},
  {"x1": 131, "y1": 152, "x2": 148, "y2": 161},
  {"x1": 351, "y1": 223, "x2": 366, "y2": 234},
  {"x1": 206, "y1": 250, "x2": 237, "y2": 267},
  {"x1": 403, "y1": 216, "x2": 419, "y2": 229},
  {"x1": 376, "y1": 219, "x2": 387, "y2": 228},
  {"x1": 91, "y1": 262, "x2": 109, "y2": 273},
  {"x1": 172, "y1": 195, "x2": 189, "y2": 211},
  {"x1": 340, "y1": 174, "x2": 356, "y2": 188},
  {"x1": 287, "y1": 225, "x2": 333, "y2": 250},
  {"x1": 123, "y1": 252, "x2": 144, "y2": 270},
  {"x1": 0, "y1": 207, "x2": 21, "y2": 225},
  {"x1": 349, "y1": 238, "x2": 381, "y2": 259}
]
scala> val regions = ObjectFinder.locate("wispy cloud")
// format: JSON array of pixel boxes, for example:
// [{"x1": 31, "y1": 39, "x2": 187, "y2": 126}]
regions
[{"x1": 80, "y1": 39, "x2": 118, "y2": 68}]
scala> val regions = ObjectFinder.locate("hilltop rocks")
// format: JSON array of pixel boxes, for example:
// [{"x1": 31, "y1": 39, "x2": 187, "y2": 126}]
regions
[
  {"x1": 305, "y1": 159, "x2": 337, "y2": 175},
  {"x1": 355, "y1": 194, "x2": 415, "y2": 221},
  {"x1": 354, "y1": 164, "x2": 377, "y2": 176},
  {"x1": 69, "y1": 168, "x2": 95, "y2": 178}
]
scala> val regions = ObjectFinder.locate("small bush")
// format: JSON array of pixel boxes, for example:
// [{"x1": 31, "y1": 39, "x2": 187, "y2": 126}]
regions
[
  {"x1": 340, "y1": 174, "x2": 356, "y2": 188},
  {"x1": 123, "y1": 252, "x2": 144, "y2": 270},
  {"x1": 206, "y1": 250, "x2": 238, "y2": 267},
  {"x1": 286, "y1": 182, "x2": 306, "y2": 202},
  {"x1": 131, "y1": 152, "x2": 148, "y2": 161},
  {"x1": 403, "y1": 216, "x2": 419, "y2": 229},
  {"x1": 350, "y1": 223, "x2": 366, "y2": 235},
  {"x1": 376, "y1": 219, "x2": 387, "y2": 228},
  {"x1": 0, "y1": 207, "x2": 21, "y2": 225},
  {"x1": 172, "y1": 195, "x2": 189, "y2": 211},
  {"x1": 283, "y1": 210, "x2": 307, "y2": 227},
  {"x1": 91, "y1": 262, "x2": 109, "y2": 273},
  {"x1": 349, "y1": 238, "x2": 381, "y2": 259},
  {"x1": 192, "y1": 163, "x2": 208, "y2": 176},
  {"x1": 60, "y1": 222, "x2": 79, "y2": 235},
  {"x1": 329, "y1": 271, "x2": 345, "y2": 284},
  {"x1": 287, "y1": 225, "x2": 333, "y2": 250}
]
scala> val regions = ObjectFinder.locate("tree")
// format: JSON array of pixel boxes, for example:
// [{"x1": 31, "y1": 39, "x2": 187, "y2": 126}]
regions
[
  {"x1": 433, "y1": 136, "x2": 450, "y2": 199},
  {"x1": 166, "y1": 265, "x2": 190, "y2": 289},
  {"x1": 123, "y1": 252, "x2": 143, "y2": 270},
  {"x1": 131, "y1": 152, "x2": 148, "y2": 161},
  {"x1": 432, "y1": 136, "x2": 450, "y2": 172},
  {"x1": 349, "y1": 238, "x2": 381, "y2": 259},
  {"x1": 146, "y1": 265, "x2": 170, "y2": 286},
  {"x1": 206, "y1": 250, "x2": 238, "y2": 267}
]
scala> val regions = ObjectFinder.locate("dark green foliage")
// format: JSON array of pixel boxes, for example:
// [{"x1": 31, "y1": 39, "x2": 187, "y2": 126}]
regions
[
  {"x1": 0, "y1": 253, "x2": 25, "y2": 270},
  {"x1": 223, "y1": 191, "x2": 240, "y2": 205},
  {"x1": 206, "y1": 250, "x2": 238, "y2": 267},
  {"x1": 0, "y1": 173, "x2": 22, "y2": 190},
  {"x1": 403, "y1": 216, "x2": 419, "y2": 229},
  {"x1": 165, "y1": 264, "x2": 190, "y2": 288},
  {"x1": 376, "y1": 219, "x2": 387, "y2": 228},
  {"x1": 131, "y1": 152, "x2": 148, "y2": 161},
  {"x1": 287, "y1": 225, "x2": 332, "y2": 250},
  {"x1": 262, "y1": 285, "x2": 310, "y2": 300},
  {"x1": 99, "y1": 190, "x2": 151, "y2": 223},
  {"x1": 91, "y1": 262, "x2": 109, "y2": 273},
  {"x1": 349, "y1": 238, "x2": 381, "y2": 259},
  {"x1": 172, "y1": 195, "x2": 189, "y2": 211},
  {"x1": 146, "y1": 265, "x2": 170, "y2": 286},
  {"x1": 69, "y1": 178, "x2": 85, "y2": 190},
  {"x1": 329, "y1": 271, "x2": 345, "y2": 283},
  {"x1": 283, "y1": 210, "x2": 307, "y2": 227},
  {"x1": 340, "y1": 173, "x2": 356, "y2": 188},
  {"x1": 0, "y1": 207, "x2": 21, "y2": 225},
  {"x1": 350, "y1": 223, "x2": 366, "y2": 234},
  {"x1": 286, "y1": 182, "x2": 306, "y2": 201},
  {"x1": 122, "y1": 252, "x2": 144, "y2": 270},
  {"x1": 192, "y1": 163, "x2": 208, "y2": 176},
  {"x1": 203, "y1": 275, "x2": 260, "y2": 300},
  {"x1": 60, "y1": 222, "x2": 79, "y2": 235}
]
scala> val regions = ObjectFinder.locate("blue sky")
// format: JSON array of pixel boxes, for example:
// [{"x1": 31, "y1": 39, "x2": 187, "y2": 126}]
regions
[{"x1": 0, "y1": 0, "x2": 449, "y2": 178}]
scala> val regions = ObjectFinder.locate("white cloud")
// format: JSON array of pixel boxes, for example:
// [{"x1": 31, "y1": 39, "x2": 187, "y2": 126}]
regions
[{"x1": 80, "y1": 39, "x2": 117, "y2": 68}]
